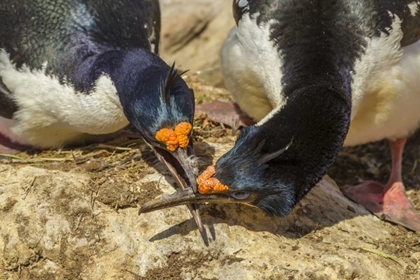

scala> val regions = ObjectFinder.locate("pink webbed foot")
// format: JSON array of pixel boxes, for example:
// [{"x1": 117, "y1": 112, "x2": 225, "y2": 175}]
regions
[
  {"x1": 0, "y1": 117, "x2": 30, "y2": 154},
  {"x1": 0, "y1": 133, "x2": 31, "y2": 154},
  {"x1": 342, "y1": 181, "x2": 420, "y2": 232},
  {"x1": 342, "y1": 138, "x2": 420, "y2": 232},
  {"x1": 195, "y1": 101, "x2": 256, "y2": 130}
]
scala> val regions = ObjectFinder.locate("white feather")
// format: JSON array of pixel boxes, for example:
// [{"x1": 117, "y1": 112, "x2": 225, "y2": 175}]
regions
[
  {"x1": 408, "y1": 1, "x2": 420, "y2": 16},
  {"x1": 221, "y1": 10, "x2": 420, "y2": 147},
  {"x1": 0, "y1": 50, "x2": 129, "y2": 148},
  {"x1": 220, "y1": 13, "x2": 287, "y2": 123},
  {"x1": 345, "y1": 16, "x2": 420, "y2": 146}
]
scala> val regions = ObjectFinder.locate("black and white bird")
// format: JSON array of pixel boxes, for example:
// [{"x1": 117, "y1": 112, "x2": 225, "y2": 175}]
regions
[
  {"x1": 0, "y1": 0, "x2": 202, "y2": 229},
  {"x1": 139, "y1": 0, "x2": 420, "y2": 232}
]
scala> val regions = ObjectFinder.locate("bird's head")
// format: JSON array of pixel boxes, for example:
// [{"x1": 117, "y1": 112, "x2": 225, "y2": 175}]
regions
[
  {"x1": 139, "y1": 125, "x2": 299, "y2": 217},
  {"x1": 136, "y1": 83, "x2": 349, "y2": 221},
  {"x1": 118, "y1": 58, "x2": 197, "y2": 193}
]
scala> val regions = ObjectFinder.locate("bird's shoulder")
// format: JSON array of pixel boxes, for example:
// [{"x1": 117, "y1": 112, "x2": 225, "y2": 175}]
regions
[
  {"x1": 372, "y1": 0, "x2": 420, "y2": 47},
  {"x1": 233, "y1": 0, "x2": 420, "y2": 46},
  {"x1": 233, "y1": 0, "x2": 277, "y2": 25},
  {"x1": 0, "y1": 0, "x2": 161, "y2": 76}
]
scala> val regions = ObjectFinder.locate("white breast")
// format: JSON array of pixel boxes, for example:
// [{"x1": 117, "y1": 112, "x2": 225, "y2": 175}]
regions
[
  {"x1": 345, "y1": 16, "x2": 420, "y2": 146},
  {"x1": 222, "y1": 12, "x2": 420, "y2": 147},
  {"x1": 220, "y1": 13, "x2": 286, "y2": 122},
  {"x1": 0, "y1": 50, "x2": 129, "y2": 148}
]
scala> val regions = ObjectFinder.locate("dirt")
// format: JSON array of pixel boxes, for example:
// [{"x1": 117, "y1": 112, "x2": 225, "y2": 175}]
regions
[
  {"x1": 1, "y1": 1, "x2": 420, "y2": 278},
  {"x1": 1, "y1": 75, "x2": 419, "y2": 279}
]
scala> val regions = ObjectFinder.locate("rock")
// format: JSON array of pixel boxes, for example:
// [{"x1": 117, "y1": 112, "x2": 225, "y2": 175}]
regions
[
  {"x1": 159, "y1": 0, "x2": 235, "y2": 86},
  {"x1": 1, "y1": 142, "x2": 418, "y2": 279}
]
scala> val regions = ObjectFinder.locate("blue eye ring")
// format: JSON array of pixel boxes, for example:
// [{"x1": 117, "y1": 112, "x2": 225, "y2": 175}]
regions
[{"x1": 231, "y1": 191, "x2": 250, "y2": 200}]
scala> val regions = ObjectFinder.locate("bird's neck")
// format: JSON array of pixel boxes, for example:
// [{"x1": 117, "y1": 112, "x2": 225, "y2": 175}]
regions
[
  {"x1": 52, "y1": 48, "x2": 172, "y2": 135},
  {"x1": 71, "y1": 48, "x2": 168, "y2": 95},
  {"x1": 264, "y1": 10, "x2": 356, "y2": 200},
  {"x1": 260, "y1": 84, "x2": 351, "y2": 200}
]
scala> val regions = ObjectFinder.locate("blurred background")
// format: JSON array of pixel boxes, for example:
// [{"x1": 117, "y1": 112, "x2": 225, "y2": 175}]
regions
[{"x1": 160, "y1": 0, "x2": 234, "y2": 87}]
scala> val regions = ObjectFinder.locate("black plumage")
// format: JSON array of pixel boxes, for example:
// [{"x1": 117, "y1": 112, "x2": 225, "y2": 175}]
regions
[
  {"x1": 140, "y1": 0, "x2": 420, "y2": 232},
  {"x1": 0, "y1": 0, "x2": 202, "y2": 229}
]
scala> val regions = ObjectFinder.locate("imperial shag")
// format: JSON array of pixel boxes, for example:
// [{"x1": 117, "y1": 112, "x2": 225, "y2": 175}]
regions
[
  {"x1": 0, "y1": 0, "x2": 202, "y2": 229},
  {"x1": 139, "y1": 0, "x2": 420, "y2": 232}
]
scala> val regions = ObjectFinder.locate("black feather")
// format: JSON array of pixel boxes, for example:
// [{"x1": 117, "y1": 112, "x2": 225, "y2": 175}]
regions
[
  {"x1": 160, "y1": 62, "x2": 189, "y2": 104},
  {"x1": 257, "y1": 136, "x2": 294, "y2": 165},
  {"x1": 245, "y1": 136, "x2": 293, "y2": 165},
  {"x1": 0, "y1": 79, "x2": 17, "y2": 119}
]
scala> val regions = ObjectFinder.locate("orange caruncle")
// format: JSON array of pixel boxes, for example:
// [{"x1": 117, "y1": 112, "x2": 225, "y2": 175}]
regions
[
  {"x1": 175, "y1": 122, "x2": 192, "y2": 148},
  {"x1": 197, "y1": 165, "x2": 229, "y2": 194},
  {"x1": 155, "y1": 122, "x2": 192, "y2": 152},
  {"x1": 155, "y1": 128, "x2": 178, "y2": 151}
]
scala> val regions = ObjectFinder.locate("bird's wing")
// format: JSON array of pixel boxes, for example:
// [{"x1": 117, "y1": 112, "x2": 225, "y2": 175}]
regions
[
  {"x1": 0, "y1": 0, "x2": 162, "y2": 75},
  {"x1": 0, "y1": 79, "x2": 17, "y2": 119},
  {"x1": 0, "y1": 2, "x2": 27, "y2": 67},
  {"x1": 398, "y1": 1, "x2": 420, "y2": 47},
  {"x1": 0, "y1": 1, "x2": 80, "y2": 73},
  {"x1": 0, "y1": 3, "x2": 21, "y2": 118},
  {"x1": 233, "y1": 0, "x2": 420, "y2": 46},
  {"x1": 145, "y1": 0, "x2": 161, "y2": 54},
  {"x1": 369, "y1": 0, "x2": 420, "y2": 47}
]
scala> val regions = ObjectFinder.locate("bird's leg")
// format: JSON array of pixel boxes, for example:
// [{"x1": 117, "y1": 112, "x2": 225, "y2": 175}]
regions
[
  {"x1": 342, "y1": 138, "x2": 420, "y2": 232},
  {"x1": 0, "y1": 134, "x2": 30, "y2": 154},
  {"x1": 0, "y1": 117, "x2": 30, "y2": 154},
  {"x1": 195, "y1": 101, "x2": 256, "y2": 130},
  {"x1": 0, "y1": 116, "x2": 142, "y2": 154}
]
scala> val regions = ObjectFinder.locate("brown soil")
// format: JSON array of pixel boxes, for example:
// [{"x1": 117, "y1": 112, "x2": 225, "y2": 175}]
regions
[{"x1": 1, "y1": 74, "x2": 419, "y2": 279}]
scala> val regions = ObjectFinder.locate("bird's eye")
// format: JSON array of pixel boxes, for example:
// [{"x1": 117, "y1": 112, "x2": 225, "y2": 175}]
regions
[{"x1": 231, "y1": 191, "x2": 250, "y2": 200}]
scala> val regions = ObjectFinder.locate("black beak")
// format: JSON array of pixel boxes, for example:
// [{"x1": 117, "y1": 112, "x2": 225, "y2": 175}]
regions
[
  {"x1": 138, "y1": 188, "x2": 255, "y2": 214},
  {"x1": 150, "y1": 144, "x2": 203, "y2": 231}
]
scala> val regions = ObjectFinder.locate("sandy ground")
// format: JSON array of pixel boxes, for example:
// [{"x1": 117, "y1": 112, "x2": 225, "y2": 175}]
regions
[
  {"x1": 1, "y1": 0, "x2": 420, "y2": 277},
  {"x1": 0, "y1": 75, "x2": 419, "y2": 279}
]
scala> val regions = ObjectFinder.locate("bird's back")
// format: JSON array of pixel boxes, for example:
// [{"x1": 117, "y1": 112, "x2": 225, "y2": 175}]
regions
[
  {"x1": 224, "y1": 0, "x2": 420, "y2": 146},
  {"x1": 0, "y1": 0, "x2": 162, "y2": 148},
  {"x1": 0, "y1": 0, "x2": 160, "y2": 82}
]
